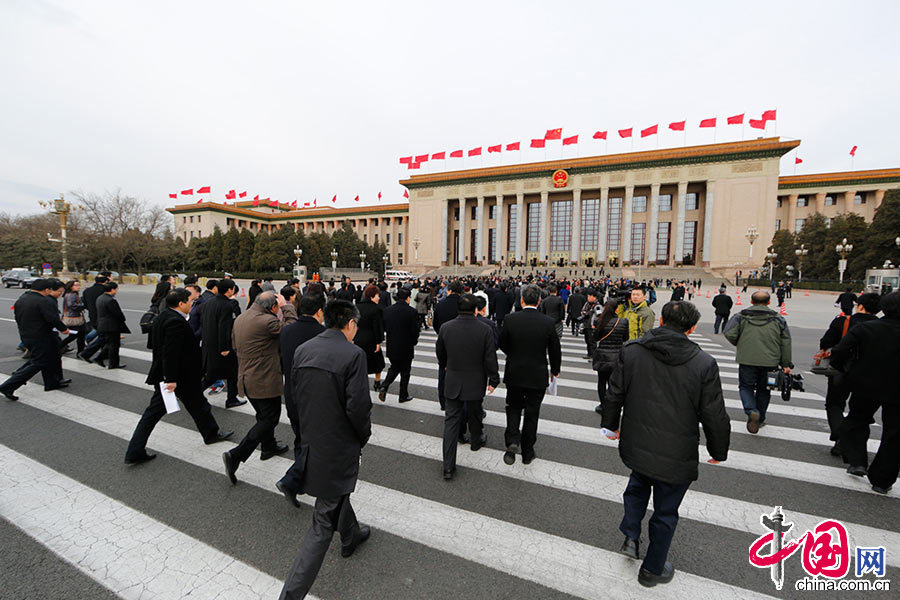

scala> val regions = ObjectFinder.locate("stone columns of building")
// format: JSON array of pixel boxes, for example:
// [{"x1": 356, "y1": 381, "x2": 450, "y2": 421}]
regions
[
  {"x1": 842, "y1": 190, "x2": 856, "y2": 215},
  {"x1": 496, "y1": 195, "x2": 504, "y2": 264},
  {"x1": 476, "y1": 195, "x2": 485, "y2": 265},
  {"x1": 516, "y1": 193, "x2": 525, "y2": 261},
  {"x1": 539, "y1": 191, "x2": 549, "y2": 261},
  {"x1": 674, "y1": 181, "x2": 688, "y2": 264},
  {"x1": 458, "y1": 197, "x2": 467, "y2": 264},
  {"x1": 814, "y1": 192, "x2": 826, "y2": 214},
  {"x1": 440, "y1": 199, "x2": 449, "y2": 266},
  {"x1": 702, "y1": 180, "x2": 715, "y2": 266},
  {"x1": 621, "y1": 185, "x2": 634, "y2": 263},
  {"x1": 647, "y1": 183, "x2": 661, "y2": 266},
  {"x1": 598, "y1": 187, "x2": 609, "y2": 262},
  {"x1": 787, "y1": 194, "x2": 798, "y2": 231},
  {"x1": 873, "y1": 189, "x2": 886, "y2": 210},
  {"x1": 390, "y1": 216, "x2": 398, "y2": 263},
  {"x1": 571, "y1": 188, "x2": 582, "y2": 264}
]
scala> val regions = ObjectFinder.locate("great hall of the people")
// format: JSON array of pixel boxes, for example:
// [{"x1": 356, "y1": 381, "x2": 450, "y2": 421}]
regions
[{"x1": 168, "y1": 137, "x2": 900, "y2": 272}]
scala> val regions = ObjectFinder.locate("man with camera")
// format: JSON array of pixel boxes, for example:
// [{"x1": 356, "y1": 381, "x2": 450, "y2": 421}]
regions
[
  {"x1": 616, "y1": 287, "x2": 656, "y2": 341},
  {"x1": 723, "y1": 291, "x2": 792, "y2": 433}
]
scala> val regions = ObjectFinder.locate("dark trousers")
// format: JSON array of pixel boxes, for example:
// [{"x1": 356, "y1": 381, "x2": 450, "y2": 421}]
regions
[
  {"x1": 840, "y1": 393, "x2": 879, "y2": 468},
  {"x1": 596, "y1": 370, "x2": 612, "y2": 405},
  {"x1": 382, "y1": 358, "x2": 411, "y2": 399},
  {"x1": 60, "y1": 327, "x2": 86, "y2": 353},
  {"x1": 584, "y1": 326, "x2": 595, "y2": 356},
  {"x1": 569, "y1": 315, "x2": 579, "y2": 335},
  {"x1": 619, "y1": 471, "x2": 691, "y2": 576},
  {"x1": 713, "y1": 313, "x2": 729, "y2": 334},
  {"x1": 825, "y1": 374, "x2": 851, "y2": 442},
  {"x1": 125, "y1": 387, "x2": 220, "y2": 459},
  {"x1": 80, "y1": 332, "x2": 106, "y2": 359},
  {"x1": 438, "y1": 366, "x2": 446, "y2": 410},
  {"x1": 868, "y1": 404, "x2": 899, "y2": 490},
  {"x1": 738, "y1": 364, "x2": 772, "y2": 422},
  {"x1": 417, "y1": 313, "x2": 427, "y2": 329},
  {"x1": 0, "y1": 337, "x2": 62, "y2": 392},
  {"x1": 279, "y1": 394, "x2": 304, "y2": 494},
  {"x1": 279, "y1": 494, "x2": 361, "y2": 600},
  {"x1": 97, "y1": 334, "x2": 121, "y2": 367},
  {"x1": 443, "y1": 397, "x2": 483, "y2": 472},
  {"x1": 504, "y1": 385, "x2": 545, "y2": 459},
  {"x1": 230, "y1": 396, "x2": 281, "y2": 462}
]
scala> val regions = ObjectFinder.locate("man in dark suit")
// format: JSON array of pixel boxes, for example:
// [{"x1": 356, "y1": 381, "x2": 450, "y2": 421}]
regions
[
  {"x1": 432, "y1": 279, "x2": 462, "y2": 411},
  {"x1": 436, "y1": 294, "x2": 500, "y2": 480},
  {"x1": 82, "y1": 274, "x2": 108, "y2": 331},
  {"x1": 279, "y1": 300, "x2": 372, "y2": 599},
  {"x1": 474, "y1": 295, "x2": 499, "y2": 347},
  {"x1": 0, "y1": 279, "x2": 71, "y2": 400},
  {"x1": 379, "y1": 288, "x2": 419, "y2": 403},
  {"x1": 499, "y1": 284, "x2": 562, "y2": 465},
  {"x1": 566, "y1": 287, "x2": 586, "y2": 336},
  {"x1": 189, "y1": 278, "x2": 217, "y2": 338},
  {"x1": 94, "y1": 282, "x2": 129, "y2": 369},
  {"x1": 539, "y1": 283, "x2": 566, "y2": 338},
  {"x1": 276, "y1": 294, "x2": 326, "y2": 506},
  {"x1": 201, "y1": 279, "x2": 246, "y2": 408},
  {"x1": 494, "y1": 282, "x2": 513, "y2": 328},
  {"x1": 124, "y1": 288, "x2": 233, "y2": 463}
]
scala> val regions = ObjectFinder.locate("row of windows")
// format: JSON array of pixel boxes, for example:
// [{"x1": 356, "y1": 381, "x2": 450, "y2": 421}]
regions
[
  {"x1": 182, "y1": 215, "x2": 202, "y2": 224},
  {"x1": 451, "y1": 193, "x2": 698, "y2": 223},
  {"x1": 777, "y1": 194, "x2": 864, "y2": 208}
]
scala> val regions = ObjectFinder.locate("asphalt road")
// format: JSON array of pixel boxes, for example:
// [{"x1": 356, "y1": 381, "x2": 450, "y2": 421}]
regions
[{"x1": 0, "y1": 285, "x2": 893, "y2": 599}]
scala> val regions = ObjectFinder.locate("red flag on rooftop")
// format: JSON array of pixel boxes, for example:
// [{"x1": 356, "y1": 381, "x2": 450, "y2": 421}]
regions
[
  {"x1": 313, "y1": 198, "x2": 317, "y2": 207},
  {"x1": 727, "y1": 114, "x2": 744, "y2": 125},
  {"x1": 301, "y1": 202, "x2": 308, "y2": 207},
  {"x1": 399, "y1": 156, "x2": 412, "y2": 164},
  {"x1": 432, "y1": 151, "x2": 445, "y2": 160},
  {"x1": 530, "y1": 138, "x2": 546, "y2": 148},
  {"x1": 238, "y1": 191, "x2": 247, "y2": 198},
  {"x1": 196, "y1": 199, "x2": 202, "y2": 204},
  {"x1": 354, "y1": 195, "x2": 359, "y2": 202},
  {"x1": 562, "y1": 135, "x2": 578, "y2": 145},
  {"x1": 197, "y1": 186, "x2": 211, "y2": 194},
  {"x1": 748, "y1": 118, "x2": 765, "y2": 130},
  {"x1": 331, "y1": 195, "x2": 337, "y2": 203},
  {"x1": 450, "y1": 149, "x2": 463, "y2": 158},
  {"x1": 403, "y1": 190, "x2": 409, "y2": 198},
  {"x1": 377, "y1": 192, "x2": 382, "y2": 200},
  {"x1": 168, "y1": 193, "x2": 177, "y2": 199},
  {"x1": 506, "y1": 142, "x2": 520, "y2": 151},
  {"x1": 408, "y1": 162, "x2": 421, "y2": 169},
  {"x1": 291, "y1": 200, "x2": 298, "y2": 207},
  {"x1": 225, "y1": 190, "x2": 236, "y2": 199},
  {"x1": 468, "y1": 147, "x2": 482, "y2": 157},
  {"x1": 699, "y1": 118, "x2": 716, "y2": 128},
  {"x1": 415, "y1": 154, "x2": 429, "y2": 163},
  {"x1": 545, "y1": 128, "x2": 562, "y2": 140},
  {"x1": 762, "y1": 109, "x2": 777, "y2": 121},
  {"x1": 267, "y1": 199, "x2": 276, "y2": 206},
  {"x1": 593, "y1": 130, "x2": 607, "y2": 140},
  {"x1": 795, "y1": 157, "x2": 803, "y2": 164},
  {"x1": 487, "y1": 144, "x2": 501, "y2": 153},
  {"x1": 641, "y1": 124, "x2": 658, "y2": 137},
  {"x1": 618, "y1": 128, "x2": 632, "y2": 138},
  {"x1": 181, "y1": 189, "x2": 193, "y2": 195},
  {"x1": 668, "y1": 121, "x2": 685, "y2": 131},
  {"x1": 850, "y1": 145, "x2": 858, "y2": 157}
]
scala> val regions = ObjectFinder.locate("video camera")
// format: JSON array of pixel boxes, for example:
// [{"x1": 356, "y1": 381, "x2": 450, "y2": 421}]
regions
[{"x1": 766, "y1": 369, "x2": 804, "y2": 402}]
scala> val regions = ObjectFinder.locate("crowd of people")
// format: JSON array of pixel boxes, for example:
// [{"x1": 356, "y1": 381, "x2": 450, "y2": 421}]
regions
[{"x1": 1, "y1": 269, "x2": 897, "y2": 596}]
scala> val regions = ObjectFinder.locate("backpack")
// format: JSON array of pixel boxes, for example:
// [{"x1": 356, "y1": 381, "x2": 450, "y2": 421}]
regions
[{"x1": 139, "y1": 303, "x2": 160, "y2": 334}]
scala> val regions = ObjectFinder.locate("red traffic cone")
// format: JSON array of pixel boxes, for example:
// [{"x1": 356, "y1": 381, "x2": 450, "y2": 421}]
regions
[
  {"x1": 779, "y1": 303, "x2": 787, "y2": 316},
  {"x1": 706, "y1": 289, "x2": 711, "y2": 298},
  {"x1": 804, "y1": 289, "x2": 809, "y2": 297},
  {"x1": 240, "y1": 287, "x2": 245, "y2": 297},
  {"x1": 735, "y1": 294, "x2": 742, "y2": 306}
]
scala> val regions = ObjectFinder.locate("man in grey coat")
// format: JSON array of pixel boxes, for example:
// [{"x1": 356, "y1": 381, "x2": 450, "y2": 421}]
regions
[{"x1": 279, "y1": 299, "x2": 373, "y2": 600}]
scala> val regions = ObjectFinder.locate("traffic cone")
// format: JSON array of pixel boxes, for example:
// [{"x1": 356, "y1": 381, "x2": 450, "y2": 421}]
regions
[
  {"x1": 240, "y1": 287, "x2": 245, "y2": 297},
  {"x1": 804, "y1": 289, "x2": 809, "y2": 297},
  {"x1": 735, "y1": 294, "x2": 742, "y2": 306},
  {"x1": 706, "y1": 289, "x2": 711, "y2": 298},
  {"x1": 780, "y1": 303, "x2": 787, "y2": 316}
]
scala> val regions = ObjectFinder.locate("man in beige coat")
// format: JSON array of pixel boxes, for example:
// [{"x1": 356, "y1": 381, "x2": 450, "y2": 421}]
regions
[{"x1": 223, "y1": 291, "x2": 296, "y2": 484}]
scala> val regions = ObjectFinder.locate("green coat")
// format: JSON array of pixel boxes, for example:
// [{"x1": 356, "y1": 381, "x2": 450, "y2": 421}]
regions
[
  {"x1": 723, "y1": 306, "x2": 792, "y2": 368},
  {"x1": 616, "y1": 300, "x2": 655, "y2": 340}
]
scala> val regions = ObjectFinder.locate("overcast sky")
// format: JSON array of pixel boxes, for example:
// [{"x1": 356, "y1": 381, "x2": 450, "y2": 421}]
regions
[{"x1": 2, "y1": 0, "x2": 898, "y2": 217}]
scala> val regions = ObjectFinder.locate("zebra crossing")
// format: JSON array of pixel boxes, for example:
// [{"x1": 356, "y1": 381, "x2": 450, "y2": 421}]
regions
[{"x1": 0, "y1": 321, "x2": 894, "y2": 599}]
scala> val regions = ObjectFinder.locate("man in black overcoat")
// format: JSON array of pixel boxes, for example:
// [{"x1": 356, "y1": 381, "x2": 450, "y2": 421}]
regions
[
  {"x1": 432, "y1": 279, "x2": 462, "y2": 410},
  {"x1": 379, "y1": 287, "x2": 419, "y2": 403},
  {"x1": 189, "y1": 278, "x2": 217, "y2": 338},
  {"x1": 201, "y1": 279, "x2": 245, "y2": 408},
  {"x1": 279, "y1": 300, "x2": 372, "y2": 600},
  {"x1": 124, "y1": 288, "x2": 233, "y2": 463},
  {"x1": 435, "y1": 293, "x2": 500, "y2": 480},
  {"x1": 95, "y1": 282, "x2": 129, "y2": 369}
]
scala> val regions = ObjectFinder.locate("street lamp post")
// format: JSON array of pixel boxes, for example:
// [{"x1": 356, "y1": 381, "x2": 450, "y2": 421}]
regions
[
  {"x1": 745, "y1": 225, "x2": 759, "y2": 259},
  {"x1": 330, "y1": 248, "x2": 338, "y2": 272},
  {"x1": 794, "y1": 244, "x2": 808, "y2": 281},
  {"x1": 412, "y1": 237, "x2": 421, "y2": 263},
  {"x1": 766, "y1": 251, "x2": 778, "y2": 284},
  {"x1": 293, "y1": 245, "x2": 303, "y2": 266},
  {"x1": 359, "y1": 251, "x2": 366, "y2": 271},
  {"x1": 383, "y1": 253, "x2": 390, "y2": 276},
  {"x1": 40, "y1": 194, "x2": 76, "y2": 275},
  {"x1": 835, "y1": 238, "x2": 853, "y2": 283}
]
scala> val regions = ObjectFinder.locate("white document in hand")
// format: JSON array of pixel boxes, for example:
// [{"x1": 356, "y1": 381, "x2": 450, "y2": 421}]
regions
[
  {"x1": 159, "y1": 383, "x2": 180, "y2": 414},
  {"x1": 548, "y1": 377, "x2": 558, "y2": 396}
]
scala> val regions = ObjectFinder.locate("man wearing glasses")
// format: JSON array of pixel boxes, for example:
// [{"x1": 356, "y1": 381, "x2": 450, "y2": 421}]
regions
[{"x1": 124, "y1": 287, "x2": 234, "y2": 464}]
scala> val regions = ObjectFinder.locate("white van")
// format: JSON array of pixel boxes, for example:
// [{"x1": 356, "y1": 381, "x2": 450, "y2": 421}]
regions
[{"x1": 385, "y1": 269, "x2": 413, "y2": 282}]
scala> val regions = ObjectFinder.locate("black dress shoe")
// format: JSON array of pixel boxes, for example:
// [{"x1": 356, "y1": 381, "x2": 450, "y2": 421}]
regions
[
  {"x1": 457, "y1": 433, "x2": 470, "y2": 444},
  {"x1": 95, "y1": 359, "x2": 107, "y2": 368},
  {"x1": 638, "y1": 561, "x2": 675, "y2": 587},
  {"x1": 341, "y1": 525, "x2": 371, "y2": 558},
  {"x1": 58, "y1": 378, "x2": 72, "y2": 385},
  {"x1": 594, "y1": 404, "x2": 603, "y2": 415},
  {"x1": 260, "y1": 442, "x2": 289, "y2": 460},
  {"x1": 373, "y1": 380, "x2": 381, "y2": 392},
  {"x1": 830, "y1": 441, "x2": 841, "y2": 457},
  {"x1": 275, "y1": 480, "x2": 301, "y2": 507},
  {"x1": 225, "y1": 399, "x2": 247, "y2": 408},
  {"x1": 847, "y1": 465, "x2": 868, "y2": 477},
  {"x1": 443, "y1": 468, "x2": 454, "y2": 480},
  {"x1": 470, "y1": 434, "x2": 487, "y2": 451},
  {"x1": 399, "y1": 395, "x2": 413, "y2": 403},
  {"x1": 77, "y1": 352, "x2": 93, "y2": 363},
  {"x1": 619, "y1": 536, "x2": 640, "y2": 560},
  {"x1": 108, "y1": 364, "x2": 127, "y2": 370},
  {"x1": 222, "y1": 451, "x2": 238, "y2": 485},
  {"x1": 378, "y1": 389, "x2": 387, "y2": 402},
  {"x1": 44, "y1": 383, "x2": 69, "y2": 391},
  {"x1": 503, "y1": 443, "x2": 519, "y2": 465},
  {"x1": 0, "y1": 388, "x2": 19, "y2": 401},
  {"x1": 871, "y1": 484, "x2": 892, "y2": 495},
  {"x1": 61, "y1": 345, "x2": 73, "y2": 354},
  {"x1": 124, "y1": 452, "x2": 157, "y2": 465},
  {"x1": 522, "y1": 452, "x2": 535, "y2": 465},
  {"x1": 205, "y1": 430, "x2": 234, "y2": 445}
]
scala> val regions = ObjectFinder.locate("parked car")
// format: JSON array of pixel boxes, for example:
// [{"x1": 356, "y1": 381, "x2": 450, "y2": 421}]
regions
[{"x1": 2, "y1": 268, "x2": 41, "y2": 288}]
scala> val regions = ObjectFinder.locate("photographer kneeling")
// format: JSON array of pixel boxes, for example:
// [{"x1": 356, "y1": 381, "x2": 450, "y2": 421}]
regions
[{"x1": 723, "y1": 291, "x2": 792, "y2": 434}]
